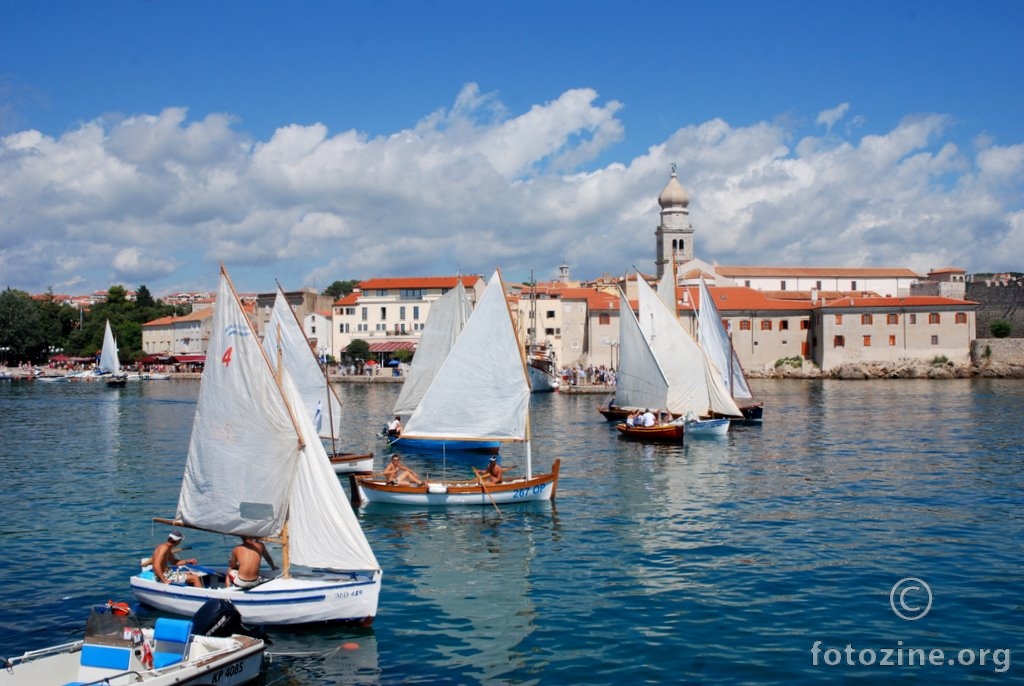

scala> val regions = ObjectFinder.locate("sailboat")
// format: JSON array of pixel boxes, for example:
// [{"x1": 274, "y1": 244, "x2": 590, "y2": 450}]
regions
[
  {"x1": 130, "y1": 265, "x2": 382, "y2": 626},
  {"x1": 525, "y1": 274, "x2": 560, "y2": 393},
  {"x1": 696, "y1": 276, "x2": 764, "y2": 422},
  {"x1": 100, "y1": 320, "x2": 127, "y2": 387},
  {"x1": 354, "y1": 270, "x2": 560, "y2": 505},
  {"x1": 263, "y1": 287, "x2": 373, "y2": 474},
  {"x1": 387, "y1": 277, "x2": 500, "y2": 454},
  {"x1": 636, "y1": 273, "x2": 741, "y2": 433}
]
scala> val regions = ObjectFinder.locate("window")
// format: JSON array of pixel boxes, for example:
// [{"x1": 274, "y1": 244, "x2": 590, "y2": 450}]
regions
[
  {"x1": 345, "y1": 307, "x2": 355, "y2": 316},
  {"x1": 863, "y1": 335, "x2": 871, "y2": 347},
  {"x1": 361, "y1": 307, "x2": 367, "y2": 321},
  {"x1": 931, "y1": 335, "x2": 939, "y2": 345},
  {"x1": 598, "y1": 313, "x2": 610, "y2": 325},
  {"x1": 376, "y1": 289, "x2": 387, "y2": 297},
  {"x1": 380, "y1": 307, "x2": 387, "y2": 320},
  {"x1": 760, "y1": 320, "x2": 772, "y2": 331},
  {"x1": 955, "y1": 312, "x2": 967, "y2": 324},
  {"x1": 887, "y1": 314, "x2": 899, "y2": 325},
  {"x1": 744, "y1": 280, "x2": 751, "y2": 287},
  {"x1": 399, "y1": 306, "x2": 406, "y2": 320},
  {"x1": 401, "y1": 288, "x2": 422, "y2": 299},
  {"x1": 545, "y1": 328, "x2": 557, "y2": 336},
  {"x1": 413, "y1": 306, "x2": 420, "y2": 320},
  {"x1": 780, "y1": 280, "x2": 787, "y2": 291},
  {"x1": 834, "y1": 335, "x2": 845, "y2": 348},
  {"x1": 816, "y1": 280, "x2": 823, "y2": 290},
  {"x1": 861, "y1": 314, "x2": 873, "y2": 325},
  {"x1": 851, "y1": 281, "x2": 857, "y2": 290},
  {"x1": 739, "y1": 320, "x2": 751, "y2": 331},
  {"x1": 928, "y1": 313, "x2": 940, "y2": 324},
  {"x1": 546, "y1": 310, "x2": 556, "y2": 319},
  {"x1": 835, "y1": 314, "x2": 843, "y2": 325},
  {"x1": 311, "y1": 324, "x2": 316, "y2": 334},
  {"x1": 889, "y1": 335, "x2": 896, "y2": 346},
  {"x1": 800, "y1": 319, "x2": 810, "y2": 330},
  {"x1": 780, "y1": 320, "x2": 789, "y2": 331},
  {"x1": 375, "y1": 323, "x2": 386, "y2": 332},
  {"x1": 909, "y1": 314, "x2": 917, "y2": 324}
]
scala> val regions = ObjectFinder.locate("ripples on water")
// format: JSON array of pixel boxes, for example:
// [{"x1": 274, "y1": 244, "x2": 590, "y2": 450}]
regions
[{"x1": 1, "y1": 378, "x2": 1021, "y2": 684}]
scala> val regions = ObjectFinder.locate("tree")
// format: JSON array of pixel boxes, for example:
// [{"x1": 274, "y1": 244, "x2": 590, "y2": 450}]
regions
[
  {"x1": 324, "y1": 280, "x2": 360, "y2": 299},
  {"x1": 990, "y1": 320, "x2": 1012, "y2": 338},
  {"x1": 345, "y1": 339, "x2": 370, "y2": 362},
  {"x1": 0, "y1": 288, "x2": 44, "y2": 364}
]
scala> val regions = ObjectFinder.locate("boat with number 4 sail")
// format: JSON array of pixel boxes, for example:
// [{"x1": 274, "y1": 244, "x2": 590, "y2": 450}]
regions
[
  {"x1": 130, "y1": 264, "x2": 382, "y2": 626},
  {"x1": 262, "y1": 286, "x2": 374, "y2": 474},
  {"x1": 354, "y1": 270, "x2": 560, "y2": 506}
]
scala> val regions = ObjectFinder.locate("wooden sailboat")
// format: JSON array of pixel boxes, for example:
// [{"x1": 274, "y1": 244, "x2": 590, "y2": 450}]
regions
[
  {"x1": 525, "y1": 272, "x2": 560, "y2": 393},
  {"x1": 354, "y1": 270, "x2": 560, "y2": 506},
  {"x1": 262, "y1": 286, "x2": 373, "y2": 474},
  {"x1": 696, "y1": 276, "x2": 764, "y2": 422},
  {"x1": 130, "y1": 264, "x2": 382, "y2": 625},
  {"x1": 636, "y1": 273, "x2": 741, "y2": 431}
]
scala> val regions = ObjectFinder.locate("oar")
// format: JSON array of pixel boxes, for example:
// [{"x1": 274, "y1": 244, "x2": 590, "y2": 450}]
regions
[{"x1": 473, "y1": 467, "x2": 502, "y2": 516}]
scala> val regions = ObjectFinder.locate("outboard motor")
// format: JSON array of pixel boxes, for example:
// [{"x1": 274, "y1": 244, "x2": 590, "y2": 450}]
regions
[{"x1": 191, "y1": 599, "x2": 247, "y2": 637}]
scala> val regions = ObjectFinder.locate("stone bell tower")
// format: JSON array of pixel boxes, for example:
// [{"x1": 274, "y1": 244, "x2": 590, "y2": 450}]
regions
[{"x1": 655, "y1": 164, "x2": 694, "y2": 279}]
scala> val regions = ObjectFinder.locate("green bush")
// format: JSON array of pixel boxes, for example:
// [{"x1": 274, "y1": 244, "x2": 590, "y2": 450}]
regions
[
  {"x1": 930, "y1": 355, "x2": 949, "y2": 366},
  {"x1": 990, "y1": 320, "x2": 1011, "y2": 338},
  {"x1": 774, "y1": 356, "x2": 803, "y2": 369}
]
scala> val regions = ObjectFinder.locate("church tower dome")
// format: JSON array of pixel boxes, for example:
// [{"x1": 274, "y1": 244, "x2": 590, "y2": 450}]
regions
[
  {"x1": 658, "y1": 170, "x2": 690, "y2": 209},
  {"x1": 654, "y1": 164, "x2": 694, "y2": 279}
]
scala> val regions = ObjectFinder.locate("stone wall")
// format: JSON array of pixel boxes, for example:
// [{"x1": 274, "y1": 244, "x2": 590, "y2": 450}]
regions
[
  {"x1": 971, "y1": 337, "x2": 1024, "y2": 374},
  {"x1": 968, "y1": 281, "x2": 1024, "y2": 338}
]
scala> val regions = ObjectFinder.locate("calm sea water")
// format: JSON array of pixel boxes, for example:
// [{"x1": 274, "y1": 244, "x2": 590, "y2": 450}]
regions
[{"x1": 1, "y1": 378, "x2": 1021, "y2": 684}]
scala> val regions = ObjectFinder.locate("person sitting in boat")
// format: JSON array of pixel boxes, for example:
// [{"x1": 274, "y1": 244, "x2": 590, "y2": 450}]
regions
[
  {"x1": 152, "y1": 529, "x2": 202, "y2": 588},
  {"x1": 641, "y1": 409, "x2": 656, "y2": 427},
  {"x1": 626, "y1": 410, "x2": 641, "y2": 427},
  {"x1": 226, "y1": 535, "x2": 277, "y2": 590},
  {"x1": 383, "y1": 455, "x2": 424, "y2": 487},
  {"x1": 387, "y1": 415, "x2": 403, "y2": 438},
  {"x1": 478, "y1": 456, "x2": 504, "y2": 484}
]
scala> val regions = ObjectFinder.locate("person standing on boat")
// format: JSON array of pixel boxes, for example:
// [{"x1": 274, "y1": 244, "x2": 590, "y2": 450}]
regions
[
  {"x1": 226, "y1": 536, "x2": 277, "y2": 589},
  {"x1": 152, "y1": 530, "x2": 202, "y2": 588}
]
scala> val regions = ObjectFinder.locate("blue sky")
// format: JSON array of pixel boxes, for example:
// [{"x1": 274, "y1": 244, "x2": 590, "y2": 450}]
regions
[{"x1": 2, "y1": 1, "x2": 1022, "y2": 296}]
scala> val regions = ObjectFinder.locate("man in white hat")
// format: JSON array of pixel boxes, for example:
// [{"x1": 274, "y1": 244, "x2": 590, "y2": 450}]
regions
[
  {"x1": 151, "y1": 529, "x2": 202, "y2": 587},
  {"x1": 478, "y1": 456, "x2": 504, "y2": 484}
]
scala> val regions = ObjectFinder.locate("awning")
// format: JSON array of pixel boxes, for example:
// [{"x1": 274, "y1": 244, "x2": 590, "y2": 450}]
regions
[
  {"x1": 367, "y1": 341, "x2": 416, "y2": 353},
  {"x1": 141, "y1": 355, "x2": 172, "y2": 364},
  {"x1": 171, "y1": 354, "x2": 206, "y2": 364}
]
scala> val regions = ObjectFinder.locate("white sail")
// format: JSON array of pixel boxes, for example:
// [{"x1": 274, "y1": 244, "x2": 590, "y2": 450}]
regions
[
  {"x1": 177, "y1": 268, "x2": 378, "y2": 572},
  {"x1": 263, "y1": 289, "x2": 343, "y2": 439},
  {"x1": 657, "y1": 268, "x2": 677, "y2": 314},
  {"x1": 613, "y1": 291, "x2": 669, "y2": 411},
  {"x1": 99, "y1": 320, "x2": 120, "y2": 375},
  {"x1": 637, "y1": 276, "x2": 743, "y2": 418},
  {"x1": 392, "y1": 279, "x2": 472, "y2": 417},
  {"x1": 402, "y1": 271, "x2": 529, "y2": 442},
  {"x1": 698, "y1": 277, "x2": 753, "y2": 400}
]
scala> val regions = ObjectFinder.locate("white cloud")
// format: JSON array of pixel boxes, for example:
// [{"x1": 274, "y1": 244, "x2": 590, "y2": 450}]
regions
[{"x1": 1, "y1": 87, "x2": 1021, "y2": 296}]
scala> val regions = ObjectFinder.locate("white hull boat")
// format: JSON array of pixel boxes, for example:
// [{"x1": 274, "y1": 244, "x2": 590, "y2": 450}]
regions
[
  {"x1": 131, "y1": 265, "x2": 382, "y2": 626},
  {"x1": 0, "y1": 601, "x2": 264, "y2": 686}
]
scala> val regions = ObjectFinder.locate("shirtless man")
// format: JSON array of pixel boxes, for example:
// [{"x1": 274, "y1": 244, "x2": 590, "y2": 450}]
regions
[
  {"x1": 477, "y1": 456, "x2": 503, "y2": 484},
  {"x1": 382, "y1": 455, "x2": 423, "y2": 486},
  {"x1": 152, "y1": 530, "x2": 202, "y2": 588},
  {"x1": 226, "y1": 536, "x2": 277, "y2": 590}
]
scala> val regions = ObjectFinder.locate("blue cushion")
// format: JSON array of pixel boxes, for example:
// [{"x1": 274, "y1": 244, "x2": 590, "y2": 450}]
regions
[
  {"x1": 79, "y1": 644, "x2": 130, "y2": 670},
  {"x1": 153, "y1": 618, "x2": 193, "y2": 643},
  {"x1": 152, "y1": 651, "x2": 184, "y2": 669}
]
